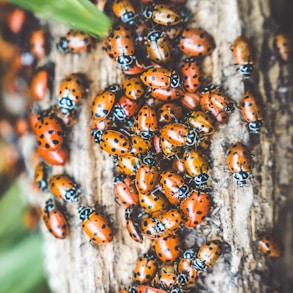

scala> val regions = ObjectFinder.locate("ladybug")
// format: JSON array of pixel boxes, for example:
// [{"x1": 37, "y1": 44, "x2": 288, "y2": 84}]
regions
[
  {"x1": 135, "y1": 154, "x2": 159, "y2": 194},
  {"x1": 108, "y1": 24, "x2": 136, "y2": 70},
  {"x1": 231, "y1": 36, "x2": 255, "y2": 78},
  {"x1": 178, "y1": 28, "x2": 215, "y2": 57},
  {"x1": 164, "y1": 25, "x2": 183, "y2": 41},
  {"x1": 91, "y1": 84, "x2": 121, "y2": 121},
  {"x1": 36, "y1": 145, "x2": 68, "y2": 166},
  {"x1": 91, "y1": 117, "x2": 112, "y2": 132},
  {"x1": 152, "y1": 272, "x2": 177, "y2": 290},
  {"x1": 200, "y1": 87, "x2": 234, "y2": 125},
  {"x1": 160, "y1": 136, "x2": 182, "y2": 159},
  {"x1": 149, "y1": 87, "x2": 184, "y2": 102},
  {"x1": 113, "y1": 95, "x2": 141, "y2": 121},
  {"x1": 53, "y1": 107, "x2": 77, "y2": 128},
  {"x1": 115, "y1": 154, "x2": 140, "y2": 176},
  {"x1": 258, "y1": 235, "x2": 281, "y2": 258},
  {"x1": 7, "y1": 8, "x2": 27, "y2": 34},
  {"x1": 56, "y1": 29, "x2": 94, "y2": 53},
  {"x1": 185, "y1": 110, "x2": 216, "y2": 138},
  {"x1": 137, "y1": 105, "x2": 158, "y2": 140},
  {"x1": 240, "y1": 90, "x2": 264, "y2": 133},
  {"x1": 180, "y1": 58, "x2": 202, "y2": 93},
  {"x1": 34, "y1": 112, "x2": 64, "y2": 151},
  {"x1": 133, "y1": 252, "x2": 158, "y2": 284},
  {"x1": 146, "y1": 30, "x2": 172, "y2": 66},
  {"x1": 159, "y1": 170, "x2": 189, "y2": 206},
  {"x1": 180, "y1": 92, "x2": 201, "y2": 111},
  {"x1": 176, "y1": 253, "x2": 198, "y2": 286},
  {"x1": 153, "y1": 234, "x2": 182, "y2": 264},
  {"x1": 142, "y1": 4, "x2": 182, "y2": 26},
  {"x1": 183, "y1": 148, "x2": 209, "y2": 187},
  {"x1": 275, "y1": 33, "x2": 293, "y2": 61},
  {"x1": 112, "y1": 0, "x2": 136, "y2": 25},
  {"x1": 136, "y1": 285, "x2": 168, "y2": 293},
  {"x1": 138, "y1": 190, "x2": 170, "y2": 214},
  {"x1": 58, "y1": 73, "x2": 88, "y2": 114},
  {"x1": 131, "y1": 134, "x2": 153, "y2": 155},
  {"x1": 160, "y1": 123, "x2": 199, "y2": 147},
  {"x1": 23, "y1": 205, "x2": 42, "y2": 232},
  {"x1": 140, "y1": 67, "x2": 181, "y2": 89},
  {"x1": 48, "y1": 174, "x2": 80, "y2": 202},
  {"x1": 92, "y1": 129, "x2": 131, "y2": 156},
  {"x1": 227, "y1": 142, "x2": 252, "y2": 186},
  {"x1": 123, "y1": 76, "x2": 145, "y2": 101},
  {"x1": 171, "y1": 157, "x2": 186, "y2": 175},
  {"x1": 179, "y1": 190, "x2": 211, "y2": 228},
  {"x1": 114, "y1": 175, "x2": 139, "y2": 207},
  {"x1": 29, "y1": 29, "x2": 48, "y2": 60},
  {"x1": 125, "y1": 207, "x2": 143, "y2": 243},
  {"x1": 78, "y1": 206, "x2": 113, "y2": 245},
  {"x1": 30, "y1": 69, "x2": 49, "y2": 101},
  {"x1": 43, "y1": 198, "x2": 68, "y2": 239},
  {"x1": 193, "y1": 240, "x2": 222, "y2": 271},
  {"x1": 141, "y1": 209, "x2": 182, "y2": 239},
  {"x1": 34, "y1": 161, "x2": 49, "y2": 191},
  {"x1": 157, "y1": 102, "x2": 183, "y2": 124}
]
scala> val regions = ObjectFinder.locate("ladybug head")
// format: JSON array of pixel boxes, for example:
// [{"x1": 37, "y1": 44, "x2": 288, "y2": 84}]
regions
[
  {"x1": 58, "y1": 97, "x2": 75, "y2": 114},
  {"x1": 44, "y1": 198, "x2": 55, "y2": 213},
  {"x1": 113, "y1": 175, "x2": 126, "y2": 185},
  {"x1": 128, "y1": 287, "x2": 137, "y2": 293},
  {"x1": 105, "y1": 83, "x2": 121, "y2": 94},
  {"x1": 142, "y1": 7, "x2": 153, "y2": 19},
  {"x1": 64, "y1": 188, "x2": 80, "y2": 202},
  {"x1": 178, "y1": 184, "x2": 189, "y2": 199},
  {"x1": 148, "y1": 30, "x2": 161, "y2": 42},
  {"x1": 248, "y1": 120, "x2": 262, "y2": 133},
  {"x1": 169, "y1": 285, "x2": 183, "y2": 293},
  {"x1": 226, "y1": 102, "x2": 235, "y2": 113},
  {"x1": 142, "y1": 153, "x2": 156, "y2": 166},
  {"x1": 234, "y1": 170, "x2": 249, "y2": 186},
  {"x1": 194, "y1": 173, "x2": 209, "y2": 187},
  {"x1": 186, "y1": 129, "x2": 200, "y2": 146},
  {"x1": 240, "y1": 63, "x2": 254, "y2": 78},
  {"x1": 170, "y1": 73, "x2": 181, "y2": 88},
  {"x1": 91, "y1": 128, "x2": 103, "y2": 143},
  {"x1": 124, "y1": 207, "x2": 132, "y2": 220},
  {"x1": 183, "y1": 248, "x2": 196, "y2": 260},
  {"x1": 117, "y1": 55, "x2": 135, "y2": 71},
  {"x1": 113, "y1": 104, "x2": 127, "y2": 121},
  {"x1": 121, "y1": 11, "x2": 135, "y2": 25},
  {"x1": 56, "y1": 37, "x2": 69, "y2": 52},
  {"x1": 78, "y1": 206, "x2": 95, "y2": 221}
]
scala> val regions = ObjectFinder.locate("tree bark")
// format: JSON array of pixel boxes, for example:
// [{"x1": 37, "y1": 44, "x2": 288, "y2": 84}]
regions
[{"x1": 28, "y1": 0, "x2": 293, "y2": 292}]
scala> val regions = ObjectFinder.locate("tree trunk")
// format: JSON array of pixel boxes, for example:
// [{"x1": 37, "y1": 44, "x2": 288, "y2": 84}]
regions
[{"x1": 29, "y1": 0, "x2": 293, "y2": 292}]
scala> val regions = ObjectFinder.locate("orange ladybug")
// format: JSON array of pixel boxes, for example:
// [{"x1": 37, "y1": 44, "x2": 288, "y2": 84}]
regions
[
  {"x1": 153, "y1": 234, "x2": 182, "y2": 264},
  {"x1": 43, "y1": 199, "x2": 68, "y2": 239},
  {"x1": 133, "y1": 252, "x2": 158, "y2": 284},
  {"x1": 193, "y1": 240, "x2": 222, "y2": 271},
  {"x1": 49, "y1": 174, "x2": 80, "y2": 202},
  {"x1": 227, "y1": 142, "x2": 252, "y2": 186},
  {"x1": 274, "y1": 33, "x2": 293, "y2": 61},
  {"x1": 258, "y1": 234, "x2": 281, "y2": 258},
  {"x1": 78, "y1": 206, "x2": 113, "y2": 245},
  {"x1": 231, "y1": 36, "x2": 255, "y2": 78},
  {"x1": 240, "y1": 90, "x2": 264, "y2": 133}
]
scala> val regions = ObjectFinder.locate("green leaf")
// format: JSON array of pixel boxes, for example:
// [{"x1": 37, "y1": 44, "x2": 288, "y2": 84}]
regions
[
  {"x1": 8, "y1": 0, "x2": 112, "y2": 37},
  {"x1": 0, "y1": 235, "x2": 46, "y2": 293}
]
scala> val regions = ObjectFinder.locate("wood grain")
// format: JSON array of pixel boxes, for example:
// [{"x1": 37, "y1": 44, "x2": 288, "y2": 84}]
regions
[{"x1": 27, "y1": 0, "x2": 293, "y2": 292}]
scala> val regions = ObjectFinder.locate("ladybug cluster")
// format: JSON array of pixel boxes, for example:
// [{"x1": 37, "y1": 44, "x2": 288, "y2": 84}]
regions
[
  {"x1": 1, "y1": 1, "x2": 289, "y2": 292},
  {"x1": 87, "y1": 0, "x2": 268, "y2": 292},
  {"x1": 4, "y1": 6, "x2": 116, "y2": 247}
]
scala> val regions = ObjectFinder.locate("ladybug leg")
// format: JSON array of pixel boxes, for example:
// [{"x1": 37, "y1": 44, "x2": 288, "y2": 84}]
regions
[{"x1": 89, "y1": 239, "x2": 100, "y2": 249}]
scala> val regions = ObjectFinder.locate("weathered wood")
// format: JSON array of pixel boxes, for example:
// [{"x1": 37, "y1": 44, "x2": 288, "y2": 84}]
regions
[{"x1": 28, "y1": 0, "x2": 293, "y2": 292}]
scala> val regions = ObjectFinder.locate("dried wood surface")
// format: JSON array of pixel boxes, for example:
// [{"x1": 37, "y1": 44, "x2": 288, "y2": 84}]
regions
[{"x1": 27, "y1": 0, "x2": 293, "y2": 292}]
